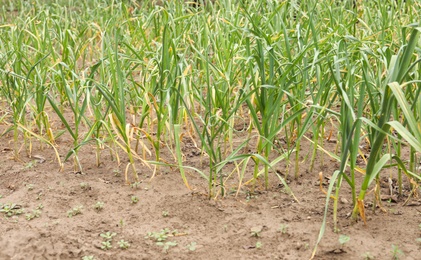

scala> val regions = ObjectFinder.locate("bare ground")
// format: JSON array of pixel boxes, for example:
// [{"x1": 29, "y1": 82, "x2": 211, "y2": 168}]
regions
[{"x1": 1, "y1": 127, "x2": 421, "y2": 260}]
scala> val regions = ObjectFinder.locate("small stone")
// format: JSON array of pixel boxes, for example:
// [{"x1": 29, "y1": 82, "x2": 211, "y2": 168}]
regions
[{"x1": 340, "y1": 198, "x2": 349, "y2": 204}]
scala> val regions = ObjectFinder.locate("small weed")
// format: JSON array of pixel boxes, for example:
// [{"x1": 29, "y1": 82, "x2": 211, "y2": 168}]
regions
[
  {"x1": 256, "y1": 241, "x2": 262, "y2": 249},
  {"x1": 36, "y1": 192, "x2": 43, "y2": 200},
  {"x1": 99, "y1": 231, "x2": 117, "y2": 251},
  {"x1": 339, "y1": 234, "x2": 350, "y2": 247},
  {"x1": 67, "y1": 205, "x2": 83, "y2": 218},
  {"x1": 119, "y1": 219, "x2": 125, "y2": 228},
  {"x1": 131, "y1": 196, "x2": 139, "y2": 204},
  {"x1": 118, "y1": 239, "x2": 130, "y2": 249},
  {"x1": 0, "y1": 203, "x2": 23, "y2": 217},
  {"x1": 391, "y1": 245, "x2": 404, "y2": 260},
  {"x1": 113, "y1": 169, "x2": 121, "y2": 177},
  {"x1": 278, "y1": 224, "x2": 288, "y2": 234},
  {"x1": 82, "y1": 256, "x2": 95, "y2": 260},
  {"x1": 162, "y1": 211, "x2": 169, "y2": 217},
  {"x1": 145, "y1": 228, "x2": 181, "y2": 249},
  {"x1": 251, "y1": 230, "x2": 260, "y2": 237},
  {"x1": 250, "y1": 226, "x2": 264, "y2": 238},
  {"x1": 93, "y1": 201, "x2": 104, "y2": 211},
  {"x1": 145, "y1": 229, "x2": 170, "y2": 242},
  {"x1": 362, "y1": 252, "x2": 375, "y2": 260},
  {"x1": 101, "y1": 240, "x2": 112, "y2": 250},
  {"x1": 26, "y1": 184, "x2": 34, "y2": 191},
  {"x1": 25, "y1": 209, "x2": 41, "y2": 221},
  {"x1": 223, "y1": 225, "x2": 228, "y2": 233},
  {"x1": 25, "y1": 161, "x2": 37, "y2": 169},
  {"x1": 100, "y1": 231, "x2": 117, "y2": 241},
  {"x1": 130, "y1": 182, "x2": 141, "y2": 189},
  {"x1": 80, "y1": 182, "x2": 90, "y2": 190},
  {"x1": 157, "y1": 241, "x2": 177, "y2": 253},
  {"x1": 186, "y1": 242, "x2": 197, "y2": 251},
  {"x1": 245, "y1": 191, "x2": 258, "y2": 201}
]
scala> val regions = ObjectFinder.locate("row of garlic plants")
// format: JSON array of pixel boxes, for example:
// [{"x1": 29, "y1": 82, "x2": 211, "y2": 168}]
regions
[{"x1": 0, "y1": 1, "x2": 420, "y2": 240}]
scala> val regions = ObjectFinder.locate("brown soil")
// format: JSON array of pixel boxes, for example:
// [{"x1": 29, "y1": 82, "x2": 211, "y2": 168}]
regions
[{"x1": 1, "y1": 126, "x2": 420, "y2": 260}]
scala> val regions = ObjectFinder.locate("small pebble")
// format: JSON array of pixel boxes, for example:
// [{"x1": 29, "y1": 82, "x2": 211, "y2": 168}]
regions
[{"x1": 340, "y1": 198, "x2": 349, "y2": 204}]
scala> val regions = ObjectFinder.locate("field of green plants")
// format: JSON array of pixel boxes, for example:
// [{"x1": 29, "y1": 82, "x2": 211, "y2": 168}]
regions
[{"x1": 1, "y1": 0, "x2": 420, "y2": 258}]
